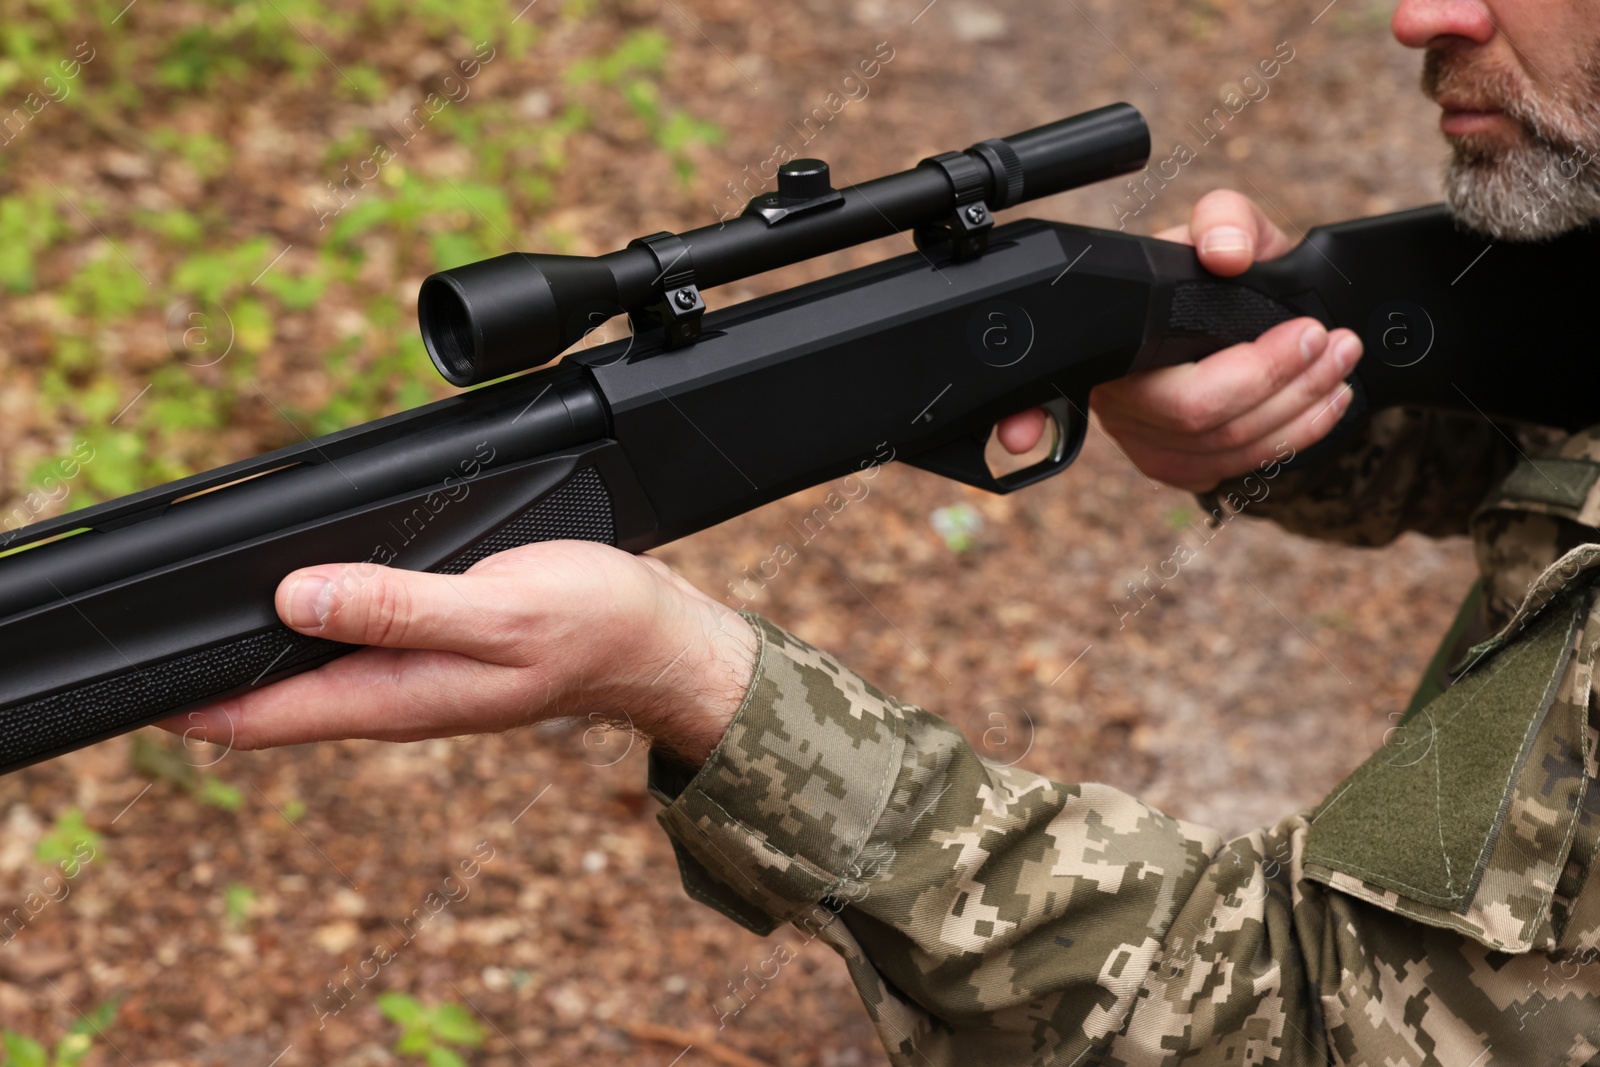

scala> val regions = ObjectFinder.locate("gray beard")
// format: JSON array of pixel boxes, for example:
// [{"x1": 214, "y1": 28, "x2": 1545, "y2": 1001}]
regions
[
  {"x1": 1432, "y1": 50, "x2": 1600, "y2": 242},
  {"x1": 1444, "y1": 136, "x2": 1600, "y2": 241}
]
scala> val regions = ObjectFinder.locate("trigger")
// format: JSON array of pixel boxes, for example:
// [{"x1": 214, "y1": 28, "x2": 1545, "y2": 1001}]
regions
[{"x1": 904, "y1": 395, "x2": 1086, "y2": 494}]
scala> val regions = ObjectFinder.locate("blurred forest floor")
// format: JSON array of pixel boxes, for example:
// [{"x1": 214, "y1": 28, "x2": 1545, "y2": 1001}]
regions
[{"x1": 0, "y1": 0, "x2": 1470, "y2": 1064}]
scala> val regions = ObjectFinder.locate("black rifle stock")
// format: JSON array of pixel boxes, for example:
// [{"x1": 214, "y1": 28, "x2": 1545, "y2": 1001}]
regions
[{"x1": 0, "y1": 103, "x2": 1594, "y2": 774}]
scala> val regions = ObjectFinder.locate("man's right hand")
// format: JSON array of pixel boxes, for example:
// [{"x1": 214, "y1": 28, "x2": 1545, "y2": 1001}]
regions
[{"x1": 997, "y1": 190, "x2": 1364, "y2": 493}]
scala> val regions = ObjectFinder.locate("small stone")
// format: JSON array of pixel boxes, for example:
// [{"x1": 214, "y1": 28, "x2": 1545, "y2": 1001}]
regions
[
  {"x1": 312, "y1": 920, "x2": 360, "y2": 954},
  {"x1": 519, "y1": 89, "x2": 551, "y2": 120},
  {"x1": 100, "y1": 148, "x2": 153, "y2": 181},
  {"x1": 332, "y1": 888, "x2": 367, "y2": 917},
  {"x1": 950, "y1": 6, "x2": 1008, "y2": 42}
]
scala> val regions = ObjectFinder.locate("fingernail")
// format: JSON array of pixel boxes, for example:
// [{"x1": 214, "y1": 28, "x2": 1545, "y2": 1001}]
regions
[
  {"x1": 286, "y1": 576, "x2": 334, "y2": 630},
  {"x1": 1200, "y1": 226, "x2": 1251, "y2": 255},
  {"x1": 1298, "y1": 322, "x2": 1328, "y2": 363},
  {"x1": 1333, "y1": 334, "x2": 1362, "y2": 374}
]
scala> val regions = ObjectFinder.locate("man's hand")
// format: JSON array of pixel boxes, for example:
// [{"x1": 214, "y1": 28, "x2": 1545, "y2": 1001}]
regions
[
  {"x1": 998, "y1": 190, "x2": 1364, "y2": 492},
  {"x1": 161, "y1": 541, "x2": 759, "y2": 767}
]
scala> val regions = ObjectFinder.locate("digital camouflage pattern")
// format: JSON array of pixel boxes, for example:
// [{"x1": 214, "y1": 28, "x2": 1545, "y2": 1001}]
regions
[{"x1": 649, "y1": 412, "x2": 1600, "y2": 1065}]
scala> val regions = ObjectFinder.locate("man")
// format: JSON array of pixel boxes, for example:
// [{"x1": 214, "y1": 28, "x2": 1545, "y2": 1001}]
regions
[{"x1": 170, "y1": 0, "x2": 1600, "y2": 1062}]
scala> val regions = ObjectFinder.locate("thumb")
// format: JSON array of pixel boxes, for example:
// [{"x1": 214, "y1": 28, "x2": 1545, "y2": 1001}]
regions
[
  {"x1": 1188, "y1": 189, "x2": 1298, "y2": 277},
  {"x1": 278, "y1": 563, "x2": 502, "y2": 657}
]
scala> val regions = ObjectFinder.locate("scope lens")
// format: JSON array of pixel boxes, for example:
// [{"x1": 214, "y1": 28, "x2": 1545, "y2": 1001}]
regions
[{"x1": 418, "y1": 276, "x2": 478, "y2": 384}]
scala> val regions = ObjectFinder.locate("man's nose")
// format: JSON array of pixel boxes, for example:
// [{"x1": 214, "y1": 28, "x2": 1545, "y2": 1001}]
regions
[{"x1": 1392, "y1": 0, "x2": 1496, "y2": 48}]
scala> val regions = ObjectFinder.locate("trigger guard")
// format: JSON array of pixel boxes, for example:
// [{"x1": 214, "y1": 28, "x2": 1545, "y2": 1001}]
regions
[
  {"x1": 903, "y1": 393, "x2": 1088, "y2": 494},
  {"x1": 995, "y1": 394, "x2": 1087, "y2": 492}
]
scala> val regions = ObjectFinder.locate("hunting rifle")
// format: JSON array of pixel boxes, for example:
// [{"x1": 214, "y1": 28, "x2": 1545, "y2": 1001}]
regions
[{"x1": 0, "y1": 102, "x2": 1593, "y2": 774}]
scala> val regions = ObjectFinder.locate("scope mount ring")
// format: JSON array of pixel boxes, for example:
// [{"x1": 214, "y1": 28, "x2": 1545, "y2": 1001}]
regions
[
  {"x1": 626, "y1": 231, "x2": 706, "y2": 350},
  {"x1": 914, "y1": 151, "x2": 996, "y2": 263}
]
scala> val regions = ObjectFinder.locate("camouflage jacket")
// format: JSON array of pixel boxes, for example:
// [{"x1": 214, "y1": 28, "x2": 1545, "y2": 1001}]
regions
[{"x1": 649, "y1": 409, "x2": 1600, "y2": 1066}]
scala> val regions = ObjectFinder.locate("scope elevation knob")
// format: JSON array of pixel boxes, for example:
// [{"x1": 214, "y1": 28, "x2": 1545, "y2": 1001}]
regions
[{"x1": 778, "y1": 159, "x2": 831, "y2": 201}]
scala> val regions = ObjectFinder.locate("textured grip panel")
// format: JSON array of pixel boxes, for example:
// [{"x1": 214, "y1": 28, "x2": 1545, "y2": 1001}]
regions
[
  {"x1": 1168, "y1": 280, "x2": 1299, "y2": 348},
  {"x1": 0, "y1": 466, "x2": 616, "y2": 773},
  {"x1": 0, "y1": 629, "x2": 344, "y2": 771},
  {"x1": 438, "y1": 467, "x2": 612, "y2": 573}
]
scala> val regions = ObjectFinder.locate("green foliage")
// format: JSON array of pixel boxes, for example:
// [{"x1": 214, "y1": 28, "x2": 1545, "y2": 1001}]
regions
[
  {"x1": 1165, "y1": 505, "x2": 1196, "y2": 530},
  {"x1": 35, "y1": 808, "x2": 100, "y2": 867},
  {"x1": 0, "y1": 188, "x2": 66, "y2": 293},
  {"x1": 377, "y1": 993, "x2": 487, "y2": 1067},
  {"x1": 565, "y1": 28, "x2": 670, "y2": 86},
  {"x1": 196, "y1": 776, "x2": 245, "y2": 812},
  {"x1": 564, "y1": 29, "x2": 723, "y2": 184},
  {"x1": 59, "y1": 253, "x2": 149, "y2": 321},
  {"x1": 2, "y1": 0, "x2": 724, "y2": 511},
  {"x1": 930, "y1": 504, "x2": 984, "y2": 553},
  {"x1": 326, "y1": 172, "x2": 511, "y2": 272},
  {"x1": 223, "y1": 883, "x2": 256, "y2": 928},
  {"x1": 157, "y1": 26, "x2": 250, "y2": 92},
  {"x1": 127, "y1": 734, "x2": 245, "y2": 814},
  {"x1": 148, "y1": 128, "x2": 233, "y2": 182},
  {"x1": 171, "y1": 237, "x2": 275, "y2": 304},
  {"x1": 257, "y1": 263, "x2": 328, "y2": 311},
  {"x1": 368, "y1": 0, "x2": 537, "y2": 56},
  {"x1": 71, "y1": 426, "x2": 145, "y2": 500},
  {"x1": 133, "y1": 208, "x2": 206, "y2": 247},
  {"x1": 337, "y1": 62, "x2": 388, "y2": 103},
  {"x1": 2, "y1": 1000, "x2": 117, "y2": 1067}
]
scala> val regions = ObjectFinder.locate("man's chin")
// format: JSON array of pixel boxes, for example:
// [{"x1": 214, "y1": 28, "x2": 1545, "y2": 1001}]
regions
[
  {"x1": 1444, "y1": 173, "x2": 1595, "y2": 242},
  {"x1": 1445, "y1": 124, "x2": 1537, "y2": 167}
]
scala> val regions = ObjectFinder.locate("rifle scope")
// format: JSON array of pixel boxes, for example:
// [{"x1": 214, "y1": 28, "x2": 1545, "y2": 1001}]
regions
[{"x1": 418, "y1": 103, "x2": 1150, "y2": 386}]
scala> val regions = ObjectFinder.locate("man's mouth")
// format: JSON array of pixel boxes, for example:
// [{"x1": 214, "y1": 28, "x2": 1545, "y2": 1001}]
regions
[{"x1": 1435, "y1": 98, "x2": 1515, "y2": 137}]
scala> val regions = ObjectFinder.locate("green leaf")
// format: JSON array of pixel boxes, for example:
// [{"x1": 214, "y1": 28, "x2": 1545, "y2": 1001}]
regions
[
  {"x1": 258, "y1": 267, "x2": 327, "y2": 311},
  {"x1": 61, "y1": 254, "x2": 149, "y2": 320},
  {"x1": 67, "y1": 999, "x2": 118, "y2": 1036},
  {"x1": 426, "y1": 231, "x2": 483, "y2": 272},
  {"x1": 52, "y1": 1030, "x2": 92, "y2": 1067},
  {"x1": 196, "y1": 776, "x2": 245, "y2": 812},
  {"x1": 424, "y1": 1047, "x2": 467, "y2": 1067},
  {"x1": 328, "y1": 198, "x2": 394, "y2": 245},
  {"x1": 223, "y1": 883, "x2": 255, "y2": 927},
  {"x1": 35, "y1": 808, "x2": 101, "y2": 866},
  {"x1": 336, "y1": 63, "x2": 386, "y2": 102},
  {"x1": 231, "y1": 297, "x2": 274, "y2": 354},
  {"x1": 170, "y1": 238, "x2": 273, "y2": 304},
  {"x1": 394, "y1": 1031, "x2": 432, "y2": 1056},
  {"x1": 134, "y1": 208, "x2": 205, "y2": 245},
  {"x1": 76, "y1": 428, "x2": 150, "y2": 497},
  {"x1": 128, "y1": 732, "x2": 201, "y2": 791},
  {"x1": 427, "y1": 1003, "x2": 485, "y2": 1046},
  {"x1": 377, "y1": 992, "x2": 426, "y2": 1026},
  {"x1": 1, "y1": 1031, "x2": 47, "y2": 1067}
]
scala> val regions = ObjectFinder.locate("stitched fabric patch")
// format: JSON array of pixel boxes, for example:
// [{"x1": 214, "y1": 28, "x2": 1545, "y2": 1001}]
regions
[
  {"x1": 1305, "y1": 593, "x2": 1584, "y2": 911},
  {"x1": 1498, "y1": 457, "x2": 1600, "y2": 509}
]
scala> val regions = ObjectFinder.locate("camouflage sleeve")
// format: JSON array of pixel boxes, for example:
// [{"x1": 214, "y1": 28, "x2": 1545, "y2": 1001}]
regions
[
  {"x1": 647, "y1": 614, "x2": 1330, "y2": 1065},
  {"x1": 1200, "y1": 408, "x2": 1518, "y2": 546}
]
